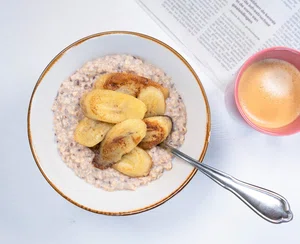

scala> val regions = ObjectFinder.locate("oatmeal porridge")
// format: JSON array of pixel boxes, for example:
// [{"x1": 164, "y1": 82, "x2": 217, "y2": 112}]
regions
[{"x1": 52, "y1": 54, "x2": 187, "y2": 191}]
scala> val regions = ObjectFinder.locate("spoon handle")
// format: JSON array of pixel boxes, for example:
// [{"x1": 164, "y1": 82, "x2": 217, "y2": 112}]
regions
[{"x1": 162, "y1": 143, "x2": 293, "y2": 224}]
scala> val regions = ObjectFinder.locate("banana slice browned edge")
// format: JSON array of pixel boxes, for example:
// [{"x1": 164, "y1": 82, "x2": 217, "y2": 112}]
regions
[
  {"x1": 139, "y1": 116, "x2": 173, "y2": 150},
  {"x1": 94, "y1": 72, "x2": 169, "y2": 98}
]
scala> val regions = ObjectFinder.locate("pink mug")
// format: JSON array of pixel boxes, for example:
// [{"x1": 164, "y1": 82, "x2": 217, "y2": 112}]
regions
[{"x1": 234, "y1": 47, "x2": 300, "y2": 136}]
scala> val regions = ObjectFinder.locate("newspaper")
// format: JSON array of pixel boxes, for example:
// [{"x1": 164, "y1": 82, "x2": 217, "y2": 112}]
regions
[{"x1": 137, "y1": 0, "x2": 300, "y2": 91}]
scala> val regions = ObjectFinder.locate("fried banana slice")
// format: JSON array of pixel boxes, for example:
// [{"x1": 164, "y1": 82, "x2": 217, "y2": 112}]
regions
[
  {"x1": 93, "y1": 72, "x2": 169, "y2": 98},
  {"x1": 137, "y1": 86, "x2": 166, "y2": 117},
  {"x1": 93, "y1": 119, "x2": 147, "y2": 169},
  {"x1": 74, "y1": 117, "x2": 113, "y2": 147},
  {"x1": 112, "y1": 147, "x2": 152, "y2": 177},
  {"x1": 80, "y1": 89, "x2": 147, "y2": 123},
  {"x1": 139, "y1": 116, "x2": 172, "y2": 150}
]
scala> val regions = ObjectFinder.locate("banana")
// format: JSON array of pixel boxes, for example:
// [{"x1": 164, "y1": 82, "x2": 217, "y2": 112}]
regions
[
  {"x1": 93, "y1": 119, "x2": 147, "y2": 169},
  {"x1": 74, "y1": 117, "x2": 113, "y2": 147},
  {"x1": 137, "y1": 86, "x2": 166, "y2": 117},
  {"x1": 92, "y1": 73, "x2": 111, "y2": 89},
  {"x1": 93, "y1": 72, "x2": 169, "y2": 98},
  {"x1": 112, "y1": 147, "x2": 152, "y2": 177},
  {"x1": 139, "y1": 116, "x2": 172, "y2": 150},
  {"x1": 80, "y1": 89, "x2": 147, "y2": 123}
]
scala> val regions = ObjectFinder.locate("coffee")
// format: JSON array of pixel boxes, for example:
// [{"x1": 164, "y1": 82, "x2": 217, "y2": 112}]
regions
[{"x1": 238, "y1": 59, "x2": 300, "y2": 129}]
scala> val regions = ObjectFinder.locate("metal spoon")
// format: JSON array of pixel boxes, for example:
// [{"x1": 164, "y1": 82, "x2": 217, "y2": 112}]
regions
[{"x1": 161, "y1": 143, "x2": 293, "y2": 224}]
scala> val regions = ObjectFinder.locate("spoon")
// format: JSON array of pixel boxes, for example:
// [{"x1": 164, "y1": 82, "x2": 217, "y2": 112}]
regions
[{"x1": 161, "y1": 143, "x2": 293, "y2": 224}]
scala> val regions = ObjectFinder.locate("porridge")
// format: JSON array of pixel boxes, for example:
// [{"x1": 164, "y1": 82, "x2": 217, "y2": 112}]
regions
[{"x1": 52, "y1": 54, "x2": 187, "y2": 191}]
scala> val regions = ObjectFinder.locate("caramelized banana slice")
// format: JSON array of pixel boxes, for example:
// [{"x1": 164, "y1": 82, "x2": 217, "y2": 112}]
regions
[
  {"x1": 74, "y1": 117, "x2": 113, "y2": 147},
  {"x1": 94, "y1": 73, "x2": 137, "y2": 96},
  {"x1": 80, "y1": 89, "x2": 147, "y2": 123},
  {"x1": 92, "y1": 73, "x2": 110, "y2": 89},
  {"x1": 112, "y1": 147, "x2": 152, "y2": 177},
  {"x1": 137, "y1": 86, "x2": 166, "y2": 117},
  {"x1": 93, "y1": 72, "x2": 169, "y2": 98},
  {"x1": 94, "y1": 119, "x2": 147, "y2": 169},
  {"x1": 139, "y1": 116, "x2": 172, "y2": 150}
]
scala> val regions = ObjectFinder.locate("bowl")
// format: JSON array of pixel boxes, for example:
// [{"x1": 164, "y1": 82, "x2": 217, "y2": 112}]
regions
[
  {"x1": 28, "y1": 31, "x2": 210, "y2": 215},
  {"x1": 234, "y1": 46, "x2": 300, "y2": 136}
]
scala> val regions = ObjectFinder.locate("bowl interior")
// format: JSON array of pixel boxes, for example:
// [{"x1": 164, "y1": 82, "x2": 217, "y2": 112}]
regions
[{"x1": 28, "y1": 32, "x2": 210, "y2": 214}]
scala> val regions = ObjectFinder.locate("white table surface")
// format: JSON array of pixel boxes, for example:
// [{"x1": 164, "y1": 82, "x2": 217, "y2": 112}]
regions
[{"x1": 1, "y1": 0, "x2": 300, "y2": 243}]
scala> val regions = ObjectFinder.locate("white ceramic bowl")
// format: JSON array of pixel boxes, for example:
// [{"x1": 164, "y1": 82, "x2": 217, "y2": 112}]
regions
[{"x1": 28, "y1": 31, "x2": 210, "y2": 215}]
